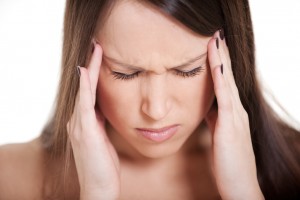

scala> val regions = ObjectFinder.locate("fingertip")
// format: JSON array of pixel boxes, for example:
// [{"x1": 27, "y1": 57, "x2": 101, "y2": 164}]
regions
[
  {"x1": 89, "y1": 42, "x2": 103, "y2": 70},
  {"x1": 207, "y1": 34, "x2": 221, "y2": 74},
  {"x1": 207, "y1": 36, "x2": 218, "y2": 53},
  {"x1": 94, "y1": 41, "x2": 103, "y2": 54}
]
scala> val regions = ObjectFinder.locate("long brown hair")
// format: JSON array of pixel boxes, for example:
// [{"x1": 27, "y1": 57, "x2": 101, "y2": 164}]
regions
[{"x1": 40, "y1": 0, "x2": 300, "y2": 199}]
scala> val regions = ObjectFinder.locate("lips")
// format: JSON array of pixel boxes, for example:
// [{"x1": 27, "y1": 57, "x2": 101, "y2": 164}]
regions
[{"x1": 136, "y1": 124, "x2": 179, "y2": 143}]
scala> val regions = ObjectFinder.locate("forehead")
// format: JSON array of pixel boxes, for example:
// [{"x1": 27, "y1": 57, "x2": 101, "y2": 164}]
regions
[{"x1": 95, "y1": 0, "x2": 210, "y2": 70}]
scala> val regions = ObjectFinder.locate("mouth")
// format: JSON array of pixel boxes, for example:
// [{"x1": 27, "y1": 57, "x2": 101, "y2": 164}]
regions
[{"x1": 136, "y1": 124, "x2": 180, "y2": 143}]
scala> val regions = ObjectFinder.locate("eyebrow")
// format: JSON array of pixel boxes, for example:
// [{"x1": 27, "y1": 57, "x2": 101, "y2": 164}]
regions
[{"x1": 103, "y1": 52, "x2": 207, "y2": 71}]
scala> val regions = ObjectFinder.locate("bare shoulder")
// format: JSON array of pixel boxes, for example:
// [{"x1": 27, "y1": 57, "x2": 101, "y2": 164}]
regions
[{"x1": 0, "y1": 138, "x2": 44, "y2": 200}]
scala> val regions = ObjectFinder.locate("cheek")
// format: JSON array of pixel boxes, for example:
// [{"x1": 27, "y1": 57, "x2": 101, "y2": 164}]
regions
[
  {"x1": 178, "y1": 69, "x2": 214, "y2": 122},
  {"x1": 96, "y1": 68, "x2": 138, "y2": 127},
  {"x1": 198, "y1": 70, "x2": 214, "y2": 110},
  {"x1": 96, "y1": 65, "x2": 215, "y2": 128}
]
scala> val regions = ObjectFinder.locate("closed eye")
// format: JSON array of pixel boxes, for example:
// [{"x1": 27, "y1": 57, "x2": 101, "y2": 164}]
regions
[
  {"x1": 111, "y1": 65, "x2": 204, "y2": 81},
  {"x1": 111, "y1": 71, "x2": 141, "y2": 80},
  {"x1": 174, "y1": 66, "x2": 204, "y2": 78}
]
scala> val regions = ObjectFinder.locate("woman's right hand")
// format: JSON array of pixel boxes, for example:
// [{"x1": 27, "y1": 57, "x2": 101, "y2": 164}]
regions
[{"x1": 66, "y1": 41, "x2": 120, "y2": 200}]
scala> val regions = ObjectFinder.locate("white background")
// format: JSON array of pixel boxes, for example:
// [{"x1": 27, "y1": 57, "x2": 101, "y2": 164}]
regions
[{"x1": 0, "y1": 1, "x2": 300, "y2": 145}]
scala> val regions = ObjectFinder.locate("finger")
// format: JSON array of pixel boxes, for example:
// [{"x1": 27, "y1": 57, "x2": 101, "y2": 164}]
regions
[
  {"x1": 218, "y1": 29, "x2": 231, "y2": 69},
  {"x1": 217, "y1": 29, "x2": 234, "y2": 84},
  {"x1": 207, "y1": 33, "x2": 232, "y2": 116},
  {"x1": 216, "y1": 30, "x2": 242, "y2": 106},
  {"x1": 78, "y1": 66, "x2": 94, "y2": 113},
  {"x1": 222, "y1": 40, "x2": 230, "y2": 63},
  {"x1": 87, "y1": 40, "x2": 103, "y2": 104},
  {"x1": 77, "y1": 66, "x2": 105, "y2": 139},
  {"x1": 209, "y1": 30, "x2": 228, "y2": 83}
]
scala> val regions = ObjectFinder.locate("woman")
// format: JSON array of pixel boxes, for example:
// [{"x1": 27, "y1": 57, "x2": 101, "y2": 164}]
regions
[{"x1": 0, "y1": 0, "x2": 299, "y2": 199}]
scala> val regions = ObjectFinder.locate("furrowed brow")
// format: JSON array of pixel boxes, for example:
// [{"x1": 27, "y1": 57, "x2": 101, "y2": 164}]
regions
[{"x1": 103, "y1": 52, "x2": 207, "y2": 71}]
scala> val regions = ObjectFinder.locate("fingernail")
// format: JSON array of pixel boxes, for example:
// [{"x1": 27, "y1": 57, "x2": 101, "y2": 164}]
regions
[
  {"x1": 220, "y1": 64, "x2": 223, "y2": 75},
  {"x1": 76, "y1": 65, "x2": 81, "y2": 77},
  {"x1": 219, "y1": 28, "x2": 225, "y2": 40},
  {"x1": 216, "y1": 38, "x2": 219, "y2": 49}
]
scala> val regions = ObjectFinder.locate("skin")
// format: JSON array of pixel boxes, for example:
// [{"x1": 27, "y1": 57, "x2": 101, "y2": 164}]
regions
[
  {"x1": 96, "y1": 1, "x2": 215, "y2": 161},
  {"x1": 67, "y1": 1, "x2": 264, "y2": 199},
  {"x1": 0, "y1": 1, "x2": 265, "y2": 199}
]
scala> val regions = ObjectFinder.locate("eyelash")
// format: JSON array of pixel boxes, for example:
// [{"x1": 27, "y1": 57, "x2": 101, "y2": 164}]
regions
[{"x1": 111, "y1": 66, "x2": 204, "y2": 81}]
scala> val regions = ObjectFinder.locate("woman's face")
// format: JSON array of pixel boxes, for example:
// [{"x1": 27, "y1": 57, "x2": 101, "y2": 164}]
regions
[{"x1": 95, "y1": 1, "x2": 215, "y2": 159}]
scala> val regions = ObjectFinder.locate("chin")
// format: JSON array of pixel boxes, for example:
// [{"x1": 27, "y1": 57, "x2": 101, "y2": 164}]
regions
[{"x1": 133, "y1": 140, "x2": 184, "y2": 160}]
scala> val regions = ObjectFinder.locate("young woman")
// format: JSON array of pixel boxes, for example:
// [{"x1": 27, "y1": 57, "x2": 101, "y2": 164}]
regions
[{"x1": 0, "y1": 0, "x2": 299, "y2": 199}]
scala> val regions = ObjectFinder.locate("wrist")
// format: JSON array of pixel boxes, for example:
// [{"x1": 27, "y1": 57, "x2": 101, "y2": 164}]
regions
[
  {"x1": 80, "y1": 193, "x2": 119, "y2": 200},
  {"x1": 80, "y1": 183, "x2": 120, "y2": 200},
  {"x1": 220, "y1": 181, "x2": 264, "y2": 200},
  {"x1": 80, "y1": 189, "x2": 119, "y2": 200}
]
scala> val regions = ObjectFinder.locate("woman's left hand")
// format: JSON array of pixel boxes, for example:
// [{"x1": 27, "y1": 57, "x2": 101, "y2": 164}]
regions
[{"x1": 204, "y1": 30, "x2": 264, "y2": 200}]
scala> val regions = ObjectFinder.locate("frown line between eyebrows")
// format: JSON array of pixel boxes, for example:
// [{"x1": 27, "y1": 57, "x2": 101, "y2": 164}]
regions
[{"x1": 102, "y1": 52, "x2": 207, "y2": 71}]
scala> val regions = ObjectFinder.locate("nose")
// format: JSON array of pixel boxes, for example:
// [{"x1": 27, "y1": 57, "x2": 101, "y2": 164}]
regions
[{"x1": 141, "y1": 75, "x2": 172, "y2": 121}]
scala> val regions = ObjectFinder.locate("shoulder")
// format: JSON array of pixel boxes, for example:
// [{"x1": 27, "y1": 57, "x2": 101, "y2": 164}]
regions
[{"x1": 0, "y1": 138, "x2": 44, "y2": 200}]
